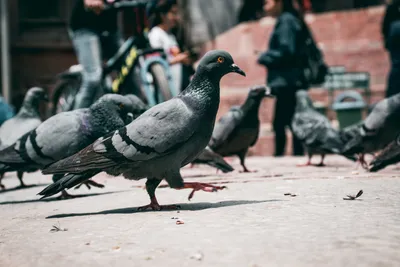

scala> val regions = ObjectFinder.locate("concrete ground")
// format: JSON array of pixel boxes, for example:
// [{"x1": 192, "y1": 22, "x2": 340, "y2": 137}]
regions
[{"x1": 1, "y1": 156, "x2": 400, "y2": 267}]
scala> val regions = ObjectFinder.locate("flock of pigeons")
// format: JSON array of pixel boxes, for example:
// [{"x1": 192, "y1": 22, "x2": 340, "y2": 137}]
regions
[{"x1": 0, "y1": 50, "x2": 399, "y2": 211}]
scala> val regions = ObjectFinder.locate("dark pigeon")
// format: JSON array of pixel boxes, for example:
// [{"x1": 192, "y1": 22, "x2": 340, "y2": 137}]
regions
[
  {"x1": 291, "y1": 90, "x2": 357, "y2": 166},
  {"x1": 39, "y1": 50, "x2": 246, "y2": 211},
  {"x1": 0, "y1": 87, "x2": 48, "y2": 189},
  {"x1": 342, "y1": 92, "x2": 400, "y2": 168},
  {"x1": 369, "y1": 133, "x2": 400, "y2": 172},
  {"x1": 0, "y1": 94, "x2": 135, "y2": 198},
  {"x1": 208, "y1": 85, "x2": 271, "y2": 172},
  {"x1": 191, "y1": 146, "x2": 234, "y2": 173}
]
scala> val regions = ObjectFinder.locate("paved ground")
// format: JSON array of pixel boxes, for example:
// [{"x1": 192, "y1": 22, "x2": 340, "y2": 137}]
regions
[{"x1": 1, "y1": 156, "x2": 400, "y2": 267}]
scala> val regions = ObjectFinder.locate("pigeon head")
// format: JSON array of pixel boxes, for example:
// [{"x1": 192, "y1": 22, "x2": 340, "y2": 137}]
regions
[
  {"x1": 21, "y1": 87, "x2": 48, "y2": 112},
  {"x1": 124, "y1": 94, "x2": 149, "y2": 114},
  {"x1": 248, "y1": 85, "x2": 273, "y2": 100},
  {"x1": 23, "y1": 87, "x2": 48, "y2": 104},
  {"x1": 92, "y1": 94, "x2": 135, "y2": 122},
  {"x1": 196, "y1": 50, "x2": 246, "y2": 81},
  {"x1": 295, "y1": 90, "x2": 314, "y2": 112}
]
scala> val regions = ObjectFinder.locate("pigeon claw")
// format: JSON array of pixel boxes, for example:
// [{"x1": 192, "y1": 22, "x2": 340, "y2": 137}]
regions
[
  {"x1": 137, "y1": 197, "x2": 181, "y2": 211},
  {"x1": 182, "y1": 182, "x2": 227, "y2": 201},
  {"x1": 56, "y1": 190, "x2": 77, "y2": 200}
]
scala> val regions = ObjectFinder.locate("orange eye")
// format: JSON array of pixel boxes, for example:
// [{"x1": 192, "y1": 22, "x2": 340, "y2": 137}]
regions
[
  {"x1": 119, "y1": 103, "x2": 124, "y2": 108},
  {"x1": 217, "y1": 57, "x2": 224, "y2": 63}
]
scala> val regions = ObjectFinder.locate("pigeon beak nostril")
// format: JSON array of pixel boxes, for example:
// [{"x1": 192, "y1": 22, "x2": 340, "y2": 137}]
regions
[{"x1": 230, "y1": 64, "x2": 246, "y2": 77}]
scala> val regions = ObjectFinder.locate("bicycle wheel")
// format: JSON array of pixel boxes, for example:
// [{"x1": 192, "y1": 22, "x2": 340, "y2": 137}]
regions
[
  {"x1": 149, "y1": 63, "x2": 172, "y2": 103},
  {"x1": 51, "y1": 79, "x2": 79, "y2": 115}
]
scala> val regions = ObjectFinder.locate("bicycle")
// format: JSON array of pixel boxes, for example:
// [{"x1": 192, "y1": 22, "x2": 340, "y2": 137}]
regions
[{"x1": 51, "y1": 0, "x2": 178, "y2": 115}]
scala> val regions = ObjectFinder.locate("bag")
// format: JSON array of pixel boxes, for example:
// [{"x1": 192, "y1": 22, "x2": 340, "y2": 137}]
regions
[{"x1": 302, "y1": 24, "x2": 328, "y2": 86}]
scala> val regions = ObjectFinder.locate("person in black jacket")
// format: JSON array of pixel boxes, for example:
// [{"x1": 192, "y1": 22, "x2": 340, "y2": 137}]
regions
[
  {"x1": 257, "y1": 0, "x2": 306, "y2": 157},
  {"x1": 382, "y1": 0, "x2": 400, "y2": 98}
]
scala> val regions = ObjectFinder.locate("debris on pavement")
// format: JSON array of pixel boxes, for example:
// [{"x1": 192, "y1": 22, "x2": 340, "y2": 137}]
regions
[
  {"x1": 284, "y1": 193, "x2": 297, "y2": 197},
  {"x1": 176, "y1": 220, "x2": 185, "y2": 225},
  {"x1": 49, "y1": 222, "x2": 67, "y2": 233},
  {"x1": 190, "y1": 252, "x2": 204, "y2": 261},
  {"x1": 343, "y1": 190, "x2": 363, "y2": 200}
]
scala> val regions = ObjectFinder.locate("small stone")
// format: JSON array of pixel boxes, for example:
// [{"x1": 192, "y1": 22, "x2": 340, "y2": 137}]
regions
[
  {"x1": 176, "y1": 220, "x2": 184, "y2": 225},
  {"x1": 85, "y1": 242, "x2": 90, "y2": 246},
  {"x1": 112, "y1": 246, "x2": 121, "y2": 251}
]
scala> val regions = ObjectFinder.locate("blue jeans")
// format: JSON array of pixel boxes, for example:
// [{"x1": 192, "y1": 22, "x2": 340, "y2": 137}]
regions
[
  {"x1": 70, "y1": 29, "x2": 123, "y2": 109},
  {"x1": 386, "y1": 21, "x2": 400, "y2": 98}
]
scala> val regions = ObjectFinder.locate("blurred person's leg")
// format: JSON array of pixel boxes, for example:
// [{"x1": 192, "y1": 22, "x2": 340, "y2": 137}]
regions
[
  {"x1": 287, "y1": 91, "x2": 304, "y2": 156},
  {"x1": 386, "y1": 21, "x2": 400, "y2": 98},
  {"x1": 273, "y1": 91, "x2": 287, "y2": 157},
  {"x1": 72, "y1": 29, "x2": 103, "y2": 109}
]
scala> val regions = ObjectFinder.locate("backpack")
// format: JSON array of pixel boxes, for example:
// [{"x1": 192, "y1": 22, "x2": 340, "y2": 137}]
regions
[{"x1": 301, "y1": 22, "x2": 328, "y2": 86}]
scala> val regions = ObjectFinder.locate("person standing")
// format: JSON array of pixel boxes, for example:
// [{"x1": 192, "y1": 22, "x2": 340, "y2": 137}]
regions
[
  {"x1": 257, "y1": 0, "x2": 307, "y2": 157},
  {"x1": 382, "y1": 0, "x2": 400, "y2": 98}
]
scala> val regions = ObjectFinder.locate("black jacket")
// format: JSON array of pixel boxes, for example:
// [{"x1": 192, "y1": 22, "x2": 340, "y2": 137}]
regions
[
  {"x1": 257, "y1": 12, "x2": 307, "y2": 91},
  {"x1": 382, "y1": 1, "x2": 400, "y2": 50}
]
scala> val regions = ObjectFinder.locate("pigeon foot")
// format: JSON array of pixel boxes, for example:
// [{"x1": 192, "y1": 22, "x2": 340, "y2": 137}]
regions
[
  {"x1": 74, "y1": 180, "x2": 105, "y2": 190},
  {"x1": 180, "y1": 182, "x2": 227, "y2": 201},
  {"x1": 296, "y1": 162, "x2": 312, "y2": 167},
  {"x1": 137, "y1": 197, "x2": 181, "y2": 211},
  {"x1": 56, "y1": 190, "x2": 77, "y2": 200}
]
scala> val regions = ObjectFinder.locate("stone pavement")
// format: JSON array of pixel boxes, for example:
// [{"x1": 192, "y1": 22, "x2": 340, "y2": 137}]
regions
[{"x1": 1, "y1": 156, "x2": 400, "y2": 267}]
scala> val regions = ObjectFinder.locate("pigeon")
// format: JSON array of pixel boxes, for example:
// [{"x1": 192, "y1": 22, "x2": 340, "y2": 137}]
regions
[
  {"x1": 291, "y1": 90, "x2": 357, "y2": 166},
  {"x1": 342, "y1": 92, "x2": 400, "y2": 168},
  {"x1": 0, "y1": 94, "x2": 136, "y2": 198},
  {"x1": 369, "y1": 133, "x2": 400, "y2": 172},
  {"x1": 0, "y1": 87, "x2": 48, "y2": 189},
  {"x1": 191, "y1": 146, "x2": 234, "y2": 173},
  {"x1": 208, "y1": 85, "x2": 271, "y2": 172},
  {"x1": 39, "y1": 50, "x2": 246, "y2": 211}
]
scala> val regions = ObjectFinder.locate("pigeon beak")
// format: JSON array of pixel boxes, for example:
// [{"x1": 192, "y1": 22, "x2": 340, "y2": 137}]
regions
[
  {"x1": 230, "y1": 64, "x2": 246, "y2": 77},
  {"x1": 263, "y1": 86, "x2": 275, "y2": 98}
]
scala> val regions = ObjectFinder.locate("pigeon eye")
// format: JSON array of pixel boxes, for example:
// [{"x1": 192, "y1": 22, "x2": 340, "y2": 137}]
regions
[
  {"x1": 217, "y1": 57, "x2": 224, "y2": 63},
  {"x1": 119, "y1": 103, "x2": 124, "y2": 109}
]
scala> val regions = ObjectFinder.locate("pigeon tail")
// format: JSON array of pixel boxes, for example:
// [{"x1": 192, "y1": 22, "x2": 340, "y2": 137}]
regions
[
  {"x1": 206, "y1": 160, "x2": 234, "y2": 173},
  {"x1": 38, "y1": 172, "x2": 98, "y2": 199}
]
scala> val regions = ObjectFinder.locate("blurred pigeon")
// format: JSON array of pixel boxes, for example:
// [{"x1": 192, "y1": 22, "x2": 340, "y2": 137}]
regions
[
  {"x1": 291, "y1": 90, "x2": 357, "y2": 166},
  {"x1": 191, "y1": 146, "x2": 234, "y2": 173},
  {"x1": 39, "y1": 50, "x2": 246, "y2": 211},
  {"x1": 342, "y1": 92, "x2": 400, "y2": 168},
  {"x1": 369, "y1": 133, "x2": 400, "y2": 172},
  {"x1": 0, "y1": 87, "x2": 48, "y2": 189},
  {"x1": 208, "y1": 85, "x2": 271, "y2": 172},
  {"x1": 0, "y1": 94, "x2": 135, "y2": 198}
]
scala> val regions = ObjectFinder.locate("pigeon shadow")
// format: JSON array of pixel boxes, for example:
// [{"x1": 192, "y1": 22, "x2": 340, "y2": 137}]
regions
[
  {"x1": 0, "y1": 191, "x2": 124, "y2": 205},
  {"x1": 0, "y1": 183, "x2": 48, "y2": 194},
  {"x1": 46, "y1": 199, "x2": 283, "y2": 219}
]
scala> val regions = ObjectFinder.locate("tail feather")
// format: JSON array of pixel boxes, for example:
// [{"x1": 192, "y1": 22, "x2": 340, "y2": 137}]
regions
[
  {"x1": 38, "y1": 171, "x2": 99, "y2": 199},
  {"x1": 207, "y1": 160, "x2": 234, "y2": 173},
  {"x1": 42, "y1": 143, "x2": 116, "y2": 175}
]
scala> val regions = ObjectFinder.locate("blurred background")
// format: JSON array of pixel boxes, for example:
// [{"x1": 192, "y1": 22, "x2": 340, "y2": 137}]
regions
[{"x1": 0, "y1": 0, "x2": 390, "y2": 155}]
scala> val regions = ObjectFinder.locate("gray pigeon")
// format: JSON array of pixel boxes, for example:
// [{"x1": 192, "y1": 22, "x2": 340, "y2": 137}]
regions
[
  {"x1": 39, "y1": 50, "x2": 246, "y2": 211},
  {"x1": 291, "y1": 90, "x2": 357, "y2": 166},
  {"x1": 191, "y1": 146, "x2": 234, "y2": 173},
  {"x1": 369, "y1": 133, "x2": 400, "y2": 172},
  {"x1": 208, "y1": 85, "x2": 271, "y2": 172},
  {"x1": 342, "y1": 92, "x2": 400, "y2": 168},
  {"x1": 0, "y1": 87, "x2": 48, "y2": 189},
  {"x1": 0, "y1": 94, "x2": 136, "y2": 198}
]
